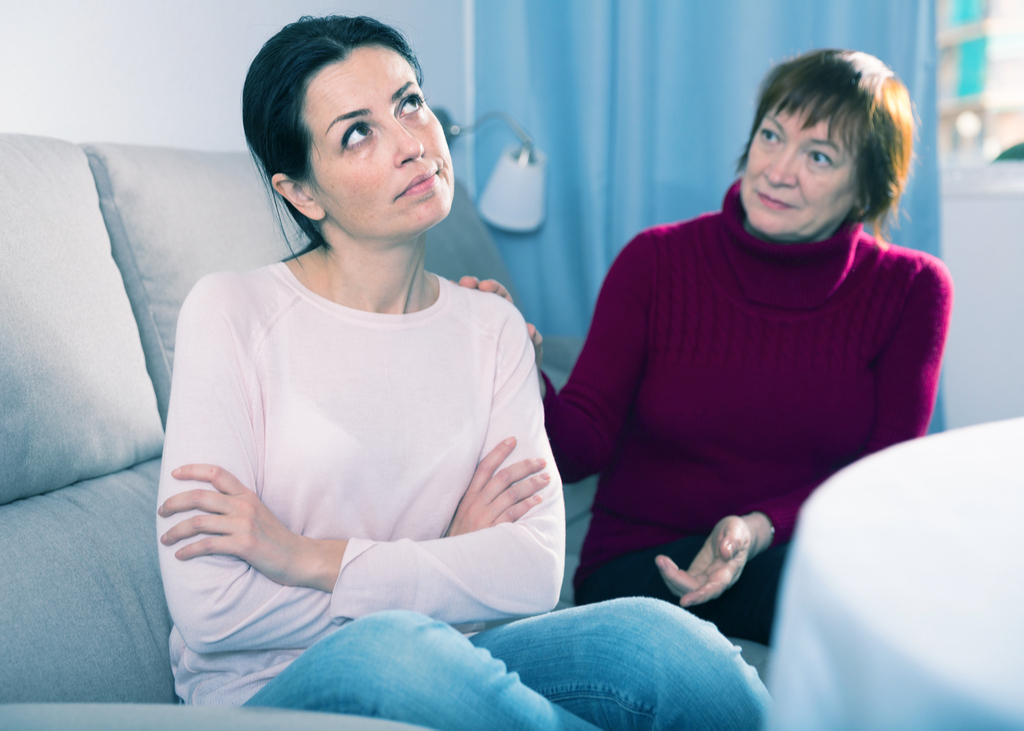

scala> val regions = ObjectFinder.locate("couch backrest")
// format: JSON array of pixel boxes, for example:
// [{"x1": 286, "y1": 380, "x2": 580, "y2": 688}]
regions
[
  {"x1": 85, "y1": 144, "x2": 292, "y2": 426},
  {"x1": 0, "y1": 134, "x2": 173, "y2": 703},
  {"x1": 0, "y1": 135, "x2": 164, "y2": 505}
]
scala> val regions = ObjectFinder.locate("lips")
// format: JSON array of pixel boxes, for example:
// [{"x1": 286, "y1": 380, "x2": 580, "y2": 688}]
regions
[
  {"x1": 757, "y1": 191, "x2": 795, "y2": 211},
  {"x1": 397, "y1": 169, "x2": 438, "y2": 200}
]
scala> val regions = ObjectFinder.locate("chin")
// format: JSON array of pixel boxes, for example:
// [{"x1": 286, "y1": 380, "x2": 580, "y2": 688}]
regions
[
  {"x1": 746, "y1": 211, "x2": 792, "y2": 242},
  {"x1": 413, "y1": 188, "x2": 453, "y2": 234}
]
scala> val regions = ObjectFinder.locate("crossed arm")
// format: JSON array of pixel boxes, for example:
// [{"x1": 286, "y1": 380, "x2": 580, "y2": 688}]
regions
[{"x1": 159, "y1": 437, "x2": 551, "y2": 593}]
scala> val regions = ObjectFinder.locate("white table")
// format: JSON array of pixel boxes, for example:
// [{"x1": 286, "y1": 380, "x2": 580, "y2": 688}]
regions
[{"x1": 769, "y1": 417, "x2": 1024, "y2": 730}]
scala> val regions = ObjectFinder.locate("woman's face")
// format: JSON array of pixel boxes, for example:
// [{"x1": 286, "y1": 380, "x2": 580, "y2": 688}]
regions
[
  {"x1": 740, "y1": 110, "x2": 859, "y2": 244},
  {"x1": 290, "y1": 46, "x2": 454, "y2": 247}
]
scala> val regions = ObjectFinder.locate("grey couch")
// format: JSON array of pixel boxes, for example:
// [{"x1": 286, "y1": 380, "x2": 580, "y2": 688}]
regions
[
  {"x1": 0, "y1": 133, "x2": 591, "y2": 729},
  {"x1": 0, "y1": 132, "x2": 769, "y2": 729}
]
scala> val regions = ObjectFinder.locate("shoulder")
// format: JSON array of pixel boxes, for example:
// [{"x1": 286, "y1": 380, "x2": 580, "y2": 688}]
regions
[
  {"x1": 613, "y1": 211, "x2": 721, "y2": 268},
  {"x1": 178, "y1": 264, "x2": 294, "y2": 341},
  {"x1": 875, "y1": 242, "x2": 954, "y2": 302},
  {"x1": 443, "y1": 277, "x2": 528, "y2": 336},
  {"x1": 856, "y1": 239, "x2": 954, "y2": 325},
  {"x1": 442, "y1": 278, "x2": 533, "y2": 367}
]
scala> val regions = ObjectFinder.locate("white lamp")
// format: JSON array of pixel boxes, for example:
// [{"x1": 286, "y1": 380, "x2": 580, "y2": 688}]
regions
[
  {"x1": 437, "y1": 110, "x2": 546, "y2": 232},
  {"x1": 477, "y1": 145, "x2": 547, "y2": 231}
]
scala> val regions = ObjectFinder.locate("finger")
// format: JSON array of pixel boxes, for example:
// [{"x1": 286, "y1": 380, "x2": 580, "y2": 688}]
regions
[
  {"x1": 493, "y1": 492, "x2": 544, "y2": 526},
  {"x1": 466, "y1": 438, "x2": 517, "y2": 495},
  {"x1": 172, "y1": 464, "x2": 249, "y2": 496},
  {"x1": 172, "y1": 534, "x2": 247, "y2": 561},
  {"x1": 679, "y1": 559, "x2": 745, "y2": 607},
  {"x1": 678, "y1": 577, "x2": 731, "y2": 607},
  {"x1": 480, "y1": 458, "x2": 546, "y2": 503},
  {"x1": 159, "y1": 488, "x2": 238, "y2": 518},
  {"x1": 161, "y1": 513, "x2": 240, "y2": 546},
  {"x1": 479, "y1": 279, "x2": 514, "y2": 304},
  {"x1": 493, "y1": 471, "x2": 550, "y2": 513},
  {"x1": 655, "y1": 555, "x2": 703, "y2": 596},
  {"x1": 458, "y1": 275, "x2": 481, "y2": 288}
]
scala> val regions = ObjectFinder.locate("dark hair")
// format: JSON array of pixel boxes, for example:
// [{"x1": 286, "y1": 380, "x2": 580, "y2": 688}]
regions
[
  {"x1": 737, "y1": 49, "x2": 914, "y2": 239},
  {"x1": 242, "y1": 15, "x2": 423, "y2": 255}
]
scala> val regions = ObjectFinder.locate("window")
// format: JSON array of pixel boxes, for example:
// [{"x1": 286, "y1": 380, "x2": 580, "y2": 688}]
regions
[{"x1": 937, "y1": 0, "x2": 1024, "y2": 165}]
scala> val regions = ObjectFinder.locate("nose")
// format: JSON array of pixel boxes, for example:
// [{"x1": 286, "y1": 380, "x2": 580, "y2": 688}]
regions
[
  {"x1": 765, "y1": 147, "x2": 799, "y2": 187},
  {"x1": 394, "y1": 123, "x2": 425, "y2": 166}
]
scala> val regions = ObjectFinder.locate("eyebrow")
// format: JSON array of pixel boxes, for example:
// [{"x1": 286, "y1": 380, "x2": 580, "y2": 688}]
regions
[
  {"x1": 324, "y1": 82, "x2": 416, "y2": 136},
  {"x1": 764, "y1": 115, "x2": 841, "y2": 152}
]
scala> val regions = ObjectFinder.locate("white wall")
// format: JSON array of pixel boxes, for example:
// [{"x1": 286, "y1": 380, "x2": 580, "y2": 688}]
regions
[
  {"x1": 940, "y1": 162, "x2": 1024, "y2": 429},
  {"x1": 0, "y1": 0, "x2": 472, "y2": 167}
]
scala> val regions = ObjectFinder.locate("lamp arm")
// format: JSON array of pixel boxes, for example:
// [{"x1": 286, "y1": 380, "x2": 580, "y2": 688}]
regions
[{"x1": 446, "y1": 111, "x2": 534, "y2": 154}]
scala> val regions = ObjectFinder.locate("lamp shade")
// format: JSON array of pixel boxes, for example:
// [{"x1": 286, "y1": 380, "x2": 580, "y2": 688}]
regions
[{"x1": 478, "y1": 145, "x2": 546, "y2": 232}]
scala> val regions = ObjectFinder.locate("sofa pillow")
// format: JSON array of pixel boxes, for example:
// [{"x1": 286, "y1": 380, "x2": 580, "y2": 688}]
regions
[
  {"x1": 0, "y1": 459, "x2": 176, "y2": 703},
  {"x1": 85, "y1": 144, "x2": 291, "y2": 425},
  {"x1": 0, "y1": 135, "x2": 164, "y2": 505}
]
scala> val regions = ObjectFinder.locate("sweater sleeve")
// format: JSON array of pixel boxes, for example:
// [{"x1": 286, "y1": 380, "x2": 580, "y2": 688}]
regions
[
  {"x1": 329, "y1": 306, "x2": 565, "y2": 624},
  {"x1": 157, "y1": 275, "x2": 337, "y2": 655},
  {"x1": 543, "y1": 235, "x2": 655, "y2": 483},
  {"x1": 747, "y1": 254, "x2": 954, "y2": 542},
  {"x1": 863, "y1": 255, "x2": 954, "y2": 454}
]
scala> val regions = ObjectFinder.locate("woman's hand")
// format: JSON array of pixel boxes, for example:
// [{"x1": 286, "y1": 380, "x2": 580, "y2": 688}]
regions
[
  {"x1": 446, "y1": 437, "x2": 550, "y2": 537},
  {"x1": 655, "y1": 512, "x2": 773, "y2": 608},
  {"x1": 458, "y1": 275, "x2": 514, "y2": 305},
  {"x1": 159, "y1": 465, "x2": 346, "y2": 593},
  {"x1": 457, "y1": 276, "x2": 545, "y2": 389}
]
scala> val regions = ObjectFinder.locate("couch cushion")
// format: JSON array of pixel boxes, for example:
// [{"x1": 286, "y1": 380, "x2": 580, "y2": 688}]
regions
[
  {"x1": 0, "y1": 135, "x2": 163, "y2": 505},
  {"x1": 0, "y1": 458, "x2": 176, "y2": 703},
  {"x1": 2, "y1": 704, "x2": 433, "y2": 730},
  {"x1": 84, "y1": 144, "x2": 291, "y2": 425}
]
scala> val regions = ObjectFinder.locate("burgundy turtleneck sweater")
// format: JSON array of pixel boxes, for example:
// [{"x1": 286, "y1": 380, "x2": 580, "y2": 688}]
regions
[{"x1": 545, "y1": 183, "x2": 954, "y2": 590}]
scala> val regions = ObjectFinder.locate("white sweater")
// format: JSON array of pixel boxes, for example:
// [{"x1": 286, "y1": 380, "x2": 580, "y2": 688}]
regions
[{"x1": 156, "y1": 264, "x2": 565, "y2": 706}]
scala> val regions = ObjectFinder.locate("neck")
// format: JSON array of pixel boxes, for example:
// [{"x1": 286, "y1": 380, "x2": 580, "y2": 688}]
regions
[{"x1": 286, "y1": 232, "x2": 437, "y2": 314}]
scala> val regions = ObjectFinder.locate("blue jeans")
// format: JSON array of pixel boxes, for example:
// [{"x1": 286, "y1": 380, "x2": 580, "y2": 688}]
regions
[{"x1": 245, "y1": 597, "x2": 770, "y2": 730}]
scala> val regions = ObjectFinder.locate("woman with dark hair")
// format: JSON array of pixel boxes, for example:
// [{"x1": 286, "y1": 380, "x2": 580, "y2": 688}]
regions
[
  {"x1": 535, "y1": 49, "x2": 953, "y2": 646},
  {"x1": 155, "y1": 15, "x2": 768, "y2": 731}
]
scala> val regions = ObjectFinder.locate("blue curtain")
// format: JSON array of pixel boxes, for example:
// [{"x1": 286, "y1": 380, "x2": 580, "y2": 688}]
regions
[{"x1": 473, "y1": 0, "x2": 940, "y2": 340}]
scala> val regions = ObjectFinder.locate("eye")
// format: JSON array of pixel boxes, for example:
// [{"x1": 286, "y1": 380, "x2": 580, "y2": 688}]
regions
[
  {"x1": 341, "y1": 122, "x2": 371, "y2": 149},
  {"x1": 400, "y1": 93, "x2": 425, "y2": 117},
  {"x1": 810, "y1": 150, "x2": 834, "y2": 166},
  {"x1": 759, "y1": 127, "x2": 778, "y2": 143}
]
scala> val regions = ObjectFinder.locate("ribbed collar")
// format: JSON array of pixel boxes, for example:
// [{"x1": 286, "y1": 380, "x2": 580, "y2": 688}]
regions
[{"x1": 716, "y1": 181, "x2": 864, "y2": 310}]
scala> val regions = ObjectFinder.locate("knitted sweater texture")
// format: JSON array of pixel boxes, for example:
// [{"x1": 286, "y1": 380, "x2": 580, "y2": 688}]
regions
[{"x1": 544, "y1": 183, "x2": 953, "y2": 590}]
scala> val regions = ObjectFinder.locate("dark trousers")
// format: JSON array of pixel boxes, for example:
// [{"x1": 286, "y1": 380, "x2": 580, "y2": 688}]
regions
[{"x1": 574, "y1": 535, "x2": 789, "y2": 645}]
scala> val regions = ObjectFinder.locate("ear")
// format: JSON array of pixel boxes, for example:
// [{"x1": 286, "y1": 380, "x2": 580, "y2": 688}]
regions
[{"x1": 272, "y1": 173, "x2": 326, "y2": 221}]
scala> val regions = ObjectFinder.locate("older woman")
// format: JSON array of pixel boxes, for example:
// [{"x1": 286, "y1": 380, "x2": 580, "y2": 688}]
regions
[
  {"x1": 536, "y1": 49, "x2": 953, "y2": 646},
  {"x1": 155, "y1": 14, "x2": 768, "y2": 731}
]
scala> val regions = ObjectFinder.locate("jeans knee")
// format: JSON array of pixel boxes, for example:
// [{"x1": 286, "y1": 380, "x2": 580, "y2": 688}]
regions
[
  {"x1": 331, "y1": 610, "x2": 467, "y2": 676},
  {"x1": 570, "y1": 598, "x2": 770, "y2": 723},
  {"x1": 262, "y1": 610, "x2": 482, "y2": 717}
]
